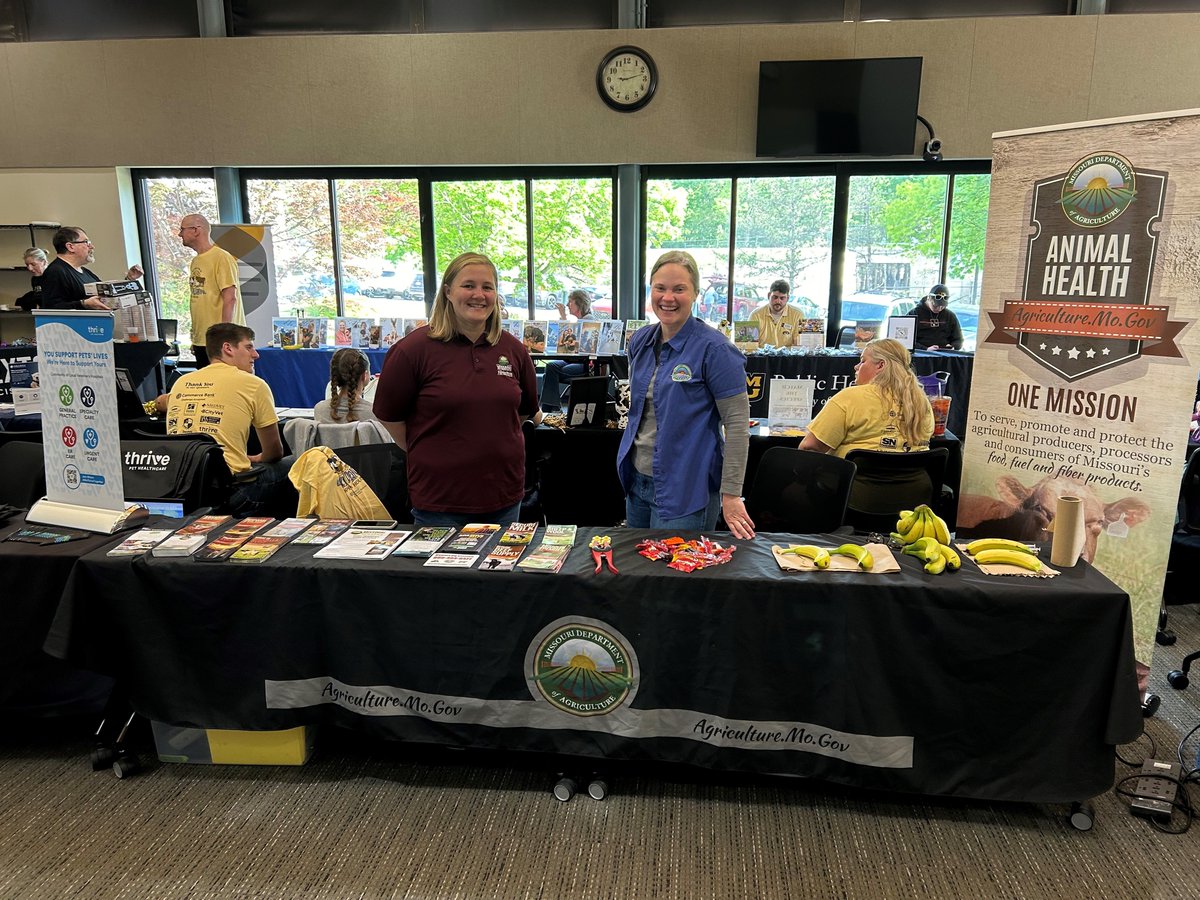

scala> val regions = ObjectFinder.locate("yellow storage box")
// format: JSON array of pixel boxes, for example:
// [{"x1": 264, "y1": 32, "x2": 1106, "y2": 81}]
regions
[{"x1": 151, "y1": 721, "x2": 314, "y2": 766}]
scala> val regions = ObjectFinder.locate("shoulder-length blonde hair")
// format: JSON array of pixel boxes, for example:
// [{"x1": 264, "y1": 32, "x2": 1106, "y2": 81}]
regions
[
  {"x1": 863, "y1": 338, "x2": 932, "y2": 448},
  {"x1": 427, "y1": 252, "x2": 503, "y2": 345}
]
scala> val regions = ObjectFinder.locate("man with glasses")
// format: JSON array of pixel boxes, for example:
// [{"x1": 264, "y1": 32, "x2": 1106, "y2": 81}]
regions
[
  {"x1": 907, "y1": 283, "x2": 963, "y2": 351},
  {"x1": 179, "y1": 213, "x2": 245, "y2": 367},
  {"x1": 38, "y1": 226, "x2": 143, "y2": 311}
]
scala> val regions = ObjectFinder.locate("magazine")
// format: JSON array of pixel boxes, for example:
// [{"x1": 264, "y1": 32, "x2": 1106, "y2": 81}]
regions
[
  {"x1": 732, "y1": 320, "x2": 760, "y2": 352},
  {"x1": 523, "y1": 321, "x2": 546, "y2": 353},
  {"x1": 292, "y1": 519, "x2": 352, "y2": 545},
  {"x1": 557, "y1": 322, "x2": 580, "y2": 354},
  {"x1": 854, "y1": 319, "x2": 882, "y2": 349},
  {"x1": 423, "y1": 552, "x2": 479, "y2": 568},
  {"x1": 540, "y1": 524, "x2": 577, "y2": 547},
  {"x1": 107, "y1": 528, "x2": 175, "y2": 557},
  {"x1": 516, "y1": 544, "x2": 571, "y2": 573},
  {"x1": 229, "y1": 535, "x2": 292, "y2": 564},
  {"x1": 194, "y1": 517, "x2": 275, "y2": 561},
  {"x1": 313, "y1": 528, "x2": 413, "y2": 560},
  {"x1": 152, "y1": 515, "x2": 232, "y2": 557},
  {"x1": 544, "y1": 321, "x2": 562, "y2": 354},
  {"x1": 443, "y1": 523, "x2": 501, "y2": 554},
  {"x1": 380, "y1": 317, "x2": 403, "y2": 348},
  {"x1": 623, "y1": 320, "x2": 648, "y2": 352},
  {"x1": 578, "y1": 321, "x2": 601, "y2": 355},
  {"x1": 334, "y1": 318, "x2": 354, "y2": 347},
  {"x1": 298, "y1": 318, "x2": 328, "y2": 348},
  {"x1": 272, "y1": 317, "x2": 299, "y2": 349},
  {"x1": 480, "y1": 545, "x2": 525, "y2": 571},
  {"x1": 499, "y1": 522, "x2": 538, "y2": 546},
  {"x1": 393, "y1": 526, "x2": 455, "y2": 557}
]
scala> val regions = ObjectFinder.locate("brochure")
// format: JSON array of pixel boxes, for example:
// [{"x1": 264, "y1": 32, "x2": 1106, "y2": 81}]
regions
[
  {"x1": 298, "y1": 318, "x2": 328, "y2": 348},
  {"x1": 798, "y1": 317, "x2": 825, "y2": 350},
  {"x1": 272, "y1": 317, "x2": 299, "y2": 349},
  {"x1": 443, "y1": 523, "x2": 501, "y2": 554},
  {"x1": 733, "y1": 320, "x2": 760, "y2": 352},
  {"x1": 480, "y1": 545, "x2": 525, "y2": 571},
  {"x1": 229, "y1": 535, "x2": 292, "y2": 564},
  {"x1": 334, "y1": 318, "x2": 354, "y2": 347},
  {"x1": 152, "y1": 515, "x2": 232, "y2": 557},
  {"x1": 516, "y1": 544, "x2": 571, "y2": 573},
  {"x1": 380, "y1": 317, "x2": 403, "y2": 348},
  {"x1": 541, "y1": 524, "x2": 577, "y2": 547},
  {"x1": 393, "y1": 526, "x2": 455, "y2": 557},
  {"x1": 313, "y1": 528, "x2": 413, "y2": 560},
  {"x1": 293, "y1": 519, "x2": 352, "y2": 545},
  {"x1": 544, "y1": 321, "x2": 562, "y2": 354},
  {"x1": 403, "y1": 318, "x2": 428, "y2": 337},
  {"x1": 854, "y1": 319, "x2": 882, "y2": 349},
  {"x1": 767, "y1": 379, "x2": 815, "y2": 434},
  {"x1": 502, "y1": 319, "x2": 525, "y2": 341},
  {"x1": 499, "y1": 522, "x2": 538, "y2": 546},
  {"x1": 423, "y1": 552, "x2": 479, "y2": 568},
  {"x1": 557, "y1": 322, "x2": 580, "y2": 354},
  {"x1": 623, "y1": 320, "x2": 648, "y2": 352},
  {"x1": 194, "y1": 517, "x2": 275, "y2": 561},
  {"x1": 578, "y1": 321, "x2": 601, "y2": 355},
  {"x1": 598, "y1": 320, "x2": 625, "y2": 355},
  {"x1": 523, "y1": 321, "x2": 546, "y2": 353},
  {"x1": 107, "y1": 528, "x2": 175, "y2": 557}
]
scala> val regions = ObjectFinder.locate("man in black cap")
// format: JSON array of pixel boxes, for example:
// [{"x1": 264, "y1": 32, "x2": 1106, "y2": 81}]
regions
[{"x1": 907, "y1": 283, "x2": 962, "y2": 350}]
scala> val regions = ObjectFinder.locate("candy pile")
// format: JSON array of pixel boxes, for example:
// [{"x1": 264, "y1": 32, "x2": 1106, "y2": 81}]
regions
[{"x1": 636, "y1": 536, "x2": 736, "y2": 572}]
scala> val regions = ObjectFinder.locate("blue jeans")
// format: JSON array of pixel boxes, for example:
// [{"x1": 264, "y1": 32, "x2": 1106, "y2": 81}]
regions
[
  {"x1": 624, "y1": 471, "x2": 720, "y2": 531},
  {"x1": 540, "y1": 360, "x2": 587, "y2": 412},
  {"x1": 226, "y1": 456, "x2": 295, "y2": 517},
  {"x1": 412, "y1": 501, "x2": 523, "y2": 528}
]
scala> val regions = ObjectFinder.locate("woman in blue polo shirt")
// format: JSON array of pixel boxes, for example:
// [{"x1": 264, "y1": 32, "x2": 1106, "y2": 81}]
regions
[{"x1": 617, "y1": 251, "x2": 755, "y2": 540}]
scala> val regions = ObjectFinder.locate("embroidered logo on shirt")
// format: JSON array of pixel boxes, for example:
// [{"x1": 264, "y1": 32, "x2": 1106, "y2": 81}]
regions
[
  {"x1": 496, "y1": 356, "x2": 514, "y2": 378},
  {"x1": 671, "y1": 364, "x2": 692, "y2": 382}
]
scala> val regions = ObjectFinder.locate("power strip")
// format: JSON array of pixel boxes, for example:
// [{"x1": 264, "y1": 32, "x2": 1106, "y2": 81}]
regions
[{"x1": 1130, "y1": 759, "x2": 1180, "y2": 820}]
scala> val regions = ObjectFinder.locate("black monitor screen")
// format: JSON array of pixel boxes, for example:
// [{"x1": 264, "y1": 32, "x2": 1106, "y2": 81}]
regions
[{"x1": 756, "y1": 58, "x2": 923, "y2": 158}]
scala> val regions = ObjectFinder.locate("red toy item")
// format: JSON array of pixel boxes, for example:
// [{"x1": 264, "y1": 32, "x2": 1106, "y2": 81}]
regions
[{"x1": 590, "y1": 535, "x2": 619, "y2": 574}]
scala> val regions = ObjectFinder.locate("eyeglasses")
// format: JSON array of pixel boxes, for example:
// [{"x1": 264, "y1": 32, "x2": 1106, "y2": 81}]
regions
[{"x1": 67, "y1": 239, "x2": 93, "y2": 246}]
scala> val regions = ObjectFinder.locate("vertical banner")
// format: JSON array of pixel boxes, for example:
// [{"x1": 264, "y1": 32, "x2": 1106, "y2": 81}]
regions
[
  {"x1": 33, "y1": 310, "x2": 125, "y2": 512},
  {"x1": 959, "y1": 110, "x2": 1200, "y2": 685},
  {"x1": 211, "y1": 224, "x2": 277, "y2": 340}
]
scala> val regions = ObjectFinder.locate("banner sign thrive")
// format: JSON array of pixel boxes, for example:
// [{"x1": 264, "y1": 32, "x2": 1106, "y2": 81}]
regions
[{"x1": 960, "y1": 110, "x2": 1200, "y2": 683}]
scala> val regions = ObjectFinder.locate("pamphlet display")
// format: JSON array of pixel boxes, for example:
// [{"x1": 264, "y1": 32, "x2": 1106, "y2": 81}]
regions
[
  {"x1": 733, "y1": 321, "x2": 760, "y2": 352},
  {"x1": 298, "y1": 318, "x2": 328, "y2": 348},
  {"x1": 624, "y1": 320, "x2": 648, "y2": 351},
  {"x1": 767, "y1": 379, "x2": 816, "y2": 434},
  {"x1": 598, "y1": 320, "x2": 624, "y2": 354},
  {"x1": 194, "y1": 517, "x2": 274, "y2": 561},
  {"x1": 443, "y1": 524, "x2": 501, "y2": 553},
  {"x1": 272, "y1": 318, "x2": 299, "y2": 348},
  {"x1": 292, "y1": 519, "x2": 352, "y2": 545},
  {"x1": 886, "y1": 315, "x2": 917, "y2": 349},
  {"x1": 107, "y1": 528, "x2": 175, "y2": 557},
  {"x1": 393, "y1": 526, "x2": 455, "y2": 557},
  {"x1": 797, "y1": 318, "x2": 825, "y2": 350},
  {"x1": 578, "y1": 321, "x2": 601, "y2": 355},
  {"x1": 152, "y1": 515, "x2": 232, "y2": 557},
  {"x1": 313, "y1": 528, "x2": 412, "y2": 560}
]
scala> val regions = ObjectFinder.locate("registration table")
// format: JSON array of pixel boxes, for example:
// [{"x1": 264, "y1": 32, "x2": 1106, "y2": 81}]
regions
[{"x1": 46, "y1": 527, "x2": 1139, "y2": 804}]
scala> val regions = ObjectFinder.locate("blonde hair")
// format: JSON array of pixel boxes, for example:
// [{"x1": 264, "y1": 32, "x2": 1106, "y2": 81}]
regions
[
  {"x1": 428, "y1": 252, "x2": 503, "y2": 345},
  {"x1": 862, "y1": 338, "x2": 932, "y2": 449},
  {"x1": 650, "y1": 250, "x2": 701, "y2": 294}
]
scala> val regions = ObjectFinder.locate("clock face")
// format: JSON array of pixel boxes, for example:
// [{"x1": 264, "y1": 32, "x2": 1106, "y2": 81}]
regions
[{"x1": 598, "y1": 47, "x2": 656, "y2": 112}]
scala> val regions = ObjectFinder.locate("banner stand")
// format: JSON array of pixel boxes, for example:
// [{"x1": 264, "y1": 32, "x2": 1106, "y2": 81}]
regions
[{"x1": 27, "y1": 498, "x2": 148, "y2": 534}]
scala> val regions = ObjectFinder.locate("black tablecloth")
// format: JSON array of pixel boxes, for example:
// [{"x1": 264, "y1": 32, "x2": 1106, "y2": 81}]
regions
[
  {"x1": 746, "y1": 351, "x2": 973, "y2": 438},
  {"x1": 47, "y1": 527, "x2": 1140, "y2": 802}
]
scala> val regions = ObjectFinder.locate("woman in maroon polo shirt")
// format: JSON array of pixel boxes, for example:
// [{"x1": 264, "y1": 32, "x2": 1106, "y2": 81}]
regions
[{"x1": 373, "y1": 252, "x2": 541, "y2": 526}]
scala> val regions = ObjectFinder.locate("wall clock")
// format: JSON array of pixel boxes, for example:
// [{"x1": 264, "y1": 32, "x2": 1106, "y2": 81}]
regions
[{"x1": 597, "y1": 46, "x2": 658, "y2": 113}]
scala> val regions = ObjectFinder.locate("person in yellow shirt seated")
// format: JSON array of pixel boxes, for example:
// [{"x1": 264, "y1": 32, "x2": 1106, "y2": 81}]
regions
[
  {"x1": 165, "y1": 323, "x2": 293, "y2": 515},
  {"x1": 750, "y1": 279, "x2": 806, "y2": 347},
  {"x1": 799, "y1": 338, "x2": 933, "y2": 458}
]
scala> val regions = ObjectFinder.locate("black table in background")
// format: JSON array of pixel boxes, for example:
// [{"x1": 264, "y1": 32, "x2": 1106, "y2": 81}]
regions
[{"x1": 46, "y1": 526, "x2": 1140, "y2": 804}]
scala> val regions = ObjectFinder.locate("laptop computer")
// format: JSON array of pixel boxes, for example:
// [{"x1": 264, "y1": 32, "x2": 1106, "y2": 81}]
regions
[
  {"x1": 115, "y1": 367, "x2": 148, "y2": 420},
  {"x1": 565, "y1": 376, "x2": 613, "y2": 429}
]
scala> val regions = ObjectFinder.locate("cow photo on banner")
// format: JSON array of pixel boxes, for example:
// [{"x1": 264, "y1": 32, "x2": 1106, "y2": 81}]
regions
[{"x1": 959, "y1": 109, "x2": 1200, "y2": 691}]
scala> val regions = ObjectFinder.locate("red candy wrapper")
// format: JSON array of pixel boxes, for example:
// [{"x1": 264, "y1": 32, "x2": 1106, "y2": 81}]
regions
[{"x1": 637, "y1": 536, "x2": 736, "y2": 572}]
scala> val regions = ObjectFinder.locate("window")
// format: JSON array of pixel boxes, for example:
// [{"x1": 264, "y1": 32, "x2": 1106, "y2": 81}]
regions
[
  {"x1": 141, "y1": 176, "x2": 219, "y2": 355},
  {"x1": 531, "y1": 178, "x2": 614, "y2": 321},
  {"x1": 945, "y1": 173, "x2": 990, "y2": 350},
  {"x1": 645, "y1": 178, "x2": 731, "y2": 324},
  {"x1": 431, "y1": 179, "x2": 527, "y2": 315},
  {"x1": 334, "y1": 178, "x2": 424, "y2": 318},
  {"x1": 733, "y1": 175, "x2": 835, "y2": 327},
  {"x1": 245, "y1": 178, "x2": 335, "y2": 317}
]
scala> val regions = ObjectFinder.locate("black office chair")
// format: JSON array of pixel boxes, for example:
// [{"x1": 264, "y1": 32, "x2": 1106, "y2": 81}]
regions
[
  {"x1": 121, "y1": 434, "x2": 231, "y2": 514},
  {"x1": 0, "y1": 440, "x2": 47, "y2": 509},
  {"x1": 332, "y1": 443, "x2": 411, "y2": 523},
  {"x1": 745, "y1": 447, "x2": 857, "y2": 534},
  {"x1": 1163, "y1": 451, "x2": 1200, "y2": 689},
  {"x1": 842, "y1": 447, "x2": 951, "y2": 534}
]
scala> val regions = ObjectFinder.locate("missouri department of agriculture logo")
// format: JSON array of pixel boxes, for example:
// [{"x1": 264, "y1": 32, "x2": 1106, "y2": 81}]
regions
[
  {"x1": 1059, "y1": 151, "x2": 1136, "y2": 228},
  {"x1": 526, "y1": 617, "x2": 638, "y2": 716}
]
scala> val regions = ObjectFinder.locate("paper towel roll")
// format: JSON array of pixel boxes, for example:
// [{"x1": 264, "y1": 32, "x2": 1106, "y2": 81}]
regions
[{"x1": 1050, "y1": 495, "x2": 1086, "y2": 567}]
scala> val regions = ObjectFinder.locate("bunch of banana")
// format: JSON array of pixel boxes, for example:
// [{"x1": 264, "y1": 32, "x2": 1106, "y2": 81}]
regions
[
  {"x1": 965, "y1": 538, "x2": 1042, "y2": 573},
  {"x1": 890, "y1": 504, "x2": 951, "y2": 547},
  {"x1": 901, "y1": 536, "x2": 961, "y2": 575},
  {"x1": 779, "y1": 545, "x2": 830, "y2": 568}
]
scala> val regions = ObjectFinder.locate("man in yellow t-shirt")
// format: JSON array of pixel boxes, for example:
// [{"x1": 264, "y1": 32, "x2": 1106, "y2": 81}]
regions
[
  {"x1": 166, "y1": 323, "x2": 291, "y2": 515},
  {"x1": 750, "y1": 279, "x2": 806, "y2": 347},
  {"x1": 180, "y1": 213, "x2": 245, "y2": 367}
]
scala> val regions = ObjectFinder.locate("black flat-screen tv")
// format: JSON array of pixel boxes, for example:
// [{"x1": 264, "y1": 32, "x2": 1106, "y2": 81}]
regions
[{"x1": 756, "y1": 57, "x2": 923, "y2": 158}]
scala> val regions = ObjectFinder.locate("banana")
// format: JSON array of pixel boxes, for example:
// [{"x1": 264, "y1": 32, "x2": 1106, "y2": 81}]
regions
[
  {"x1": 936, "y1": 543, "x2": 961, "y2": 571},
  {"x1": 973, "y1": 548, "x2": 1043, "y2": 573},
  {"x1": 897, "y1": 511, "x2": 925, "y2": 542},
  {"x1": 924, "y1": 553, "x2": 947, "y2": 575},
  {"x1": 929, "y1": 512, "x2": 951, "y2": 546},
  {"x1": 894, "y1": 510, "x2": 917, "y2": 534},
  {"x1": 833, "y1": 543, "x2": 874, "y2": 570},
  {"x1": 902, "y1": 536, "x2": 941, "y2": 562},
  {"x1": 965, "y1": 538, "x2": 1036, "y2": 556},
  {"x1": 781, "y1": 545, "x2": 831, "y2": 569}
]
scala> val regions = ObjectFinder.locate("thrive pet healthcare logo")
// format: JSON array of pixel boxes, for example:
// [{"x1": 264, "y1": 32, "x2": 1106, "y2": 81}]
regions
[
  {"x1": 526, "y1": 617, "x2": 638, "y2": 716},
  {"x1": 985, "y1": 150, "x2": 1184, "y2": 381}
]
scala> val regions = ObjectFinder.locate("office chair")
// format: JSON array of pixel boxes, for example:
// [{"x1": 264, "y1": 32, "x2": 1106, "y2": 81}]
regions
[
  {"x1": 332, "y1": 443, "x2": 411, "y2": 522},
  {"x1": 842, "y1": 447, "x2": 950, "y2": 534},
  {"x1": 745, "y1": 447, "x2": 857, "y2": 534},
  {"x1": 121, "y1": 433, "x2": 230, "y2": 514},
  {"x1": 0, "y1": 440, "x2": 47, "y2": 509},
  {"x1": 1163, "y1": 450, "x2": 1200, "y2": 689}
]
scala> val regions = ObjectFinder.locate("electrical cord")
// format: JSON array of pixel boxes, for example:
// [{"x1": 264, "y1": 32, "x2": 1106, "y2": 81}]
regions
[
  {"x1": 1116, "y1": 726, "x2": 1156, "y2": 767},
  {"x1": 1111, "y1": 722, "x2": 1200, "y2": 835}
]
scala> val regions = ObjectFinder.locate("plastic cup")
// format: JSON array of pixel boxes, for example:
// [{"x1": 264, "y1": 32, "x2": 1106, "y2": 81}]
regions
[
  {"x1": 931, "y1": 395, "x2": 951, "y2": 437},
  {"x1": 127, "y1": 327, "x2": 140, "y2": 343}
]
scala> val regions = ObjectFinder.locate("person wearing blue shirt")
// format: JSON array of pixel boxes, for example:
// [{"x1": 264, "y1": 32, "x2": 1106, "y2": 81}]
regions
[{"x1": 617, "y1": 251, "x2": 755, "y2": 539}]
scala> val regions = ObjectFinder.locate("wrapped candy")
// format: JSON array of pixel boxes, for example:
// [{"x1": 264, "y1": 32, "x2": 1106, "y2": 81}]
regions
[{"x1": 636, "y1": 536, "x2": 736, "y2": 572}]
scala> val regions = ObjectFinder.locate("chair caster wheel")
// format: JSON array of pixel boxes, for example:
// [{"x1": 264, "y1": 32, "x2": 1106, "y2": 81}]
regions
[
  {"x1": 113, "y1": 754, "x2": 141, "y2": 779},
  {"x1": 1142, "y1": 693, "x2": 1161, "y2": 717},
  {"x1": 553, "y1": 776, "x2": 577, "y2": 802},
  {"x1": 1157, "y1": 630, "x2": 1177, "y2": 646},
  {"x1": 1069, "y1": 801, "x2": 1094, "y2": 831},
  {"x1": 91, "y1": 747, "x2": 115, "y2": 771},
  {"x1": 587, "y1": 778, "x2": 609, "y2": 801},
  {"x1": 1168, "y1": 670, "x2": 1189, "y2": 690}
]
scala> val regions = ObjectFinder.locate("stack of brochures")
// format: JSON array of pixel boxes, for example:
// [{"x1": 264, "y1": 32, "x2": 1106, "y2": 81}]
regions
[
  {"x1": 313, "y1": 528, "x2": 413, "y2": 560},
  {"x1": 151, "y1": 515, "x2": 232, "y2": 557}
]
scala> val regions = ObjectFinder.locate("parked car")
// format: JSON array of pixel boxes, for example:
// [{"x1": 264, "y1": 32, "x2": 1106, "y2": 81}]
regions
[
  {"x1": 698, "y1": 277, "x2": 760, "y2": 323},
  {"x1": 403, "y1": 273, "x2": 425, "y2": 302},
  {"x1": 361, "y1": 270, "x2": 403, "y2": 298}
]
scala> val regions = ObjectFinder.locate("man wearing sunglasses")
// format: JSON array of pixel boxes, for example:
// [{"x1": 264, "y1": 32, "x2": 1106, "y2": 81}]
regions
[
  {"x1": 907, "y1": 283, "x2": 963, "y2": 351},
  {"x1": 38, "y1": 226, "x2": 143, "y2": 311}
]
